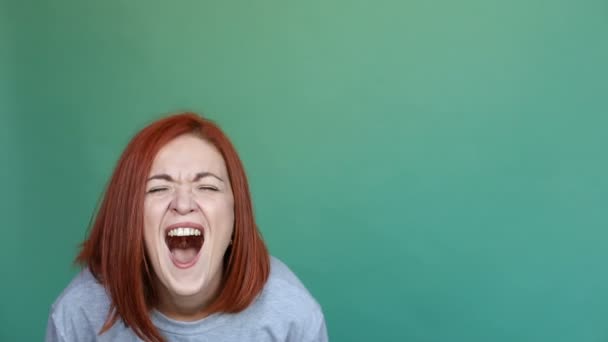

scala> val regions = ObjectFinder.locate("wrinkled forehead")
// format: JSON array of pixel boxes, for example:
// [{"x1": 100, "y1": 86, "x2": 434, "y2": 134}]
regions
[{"x1": 149, "y1": 134, "x2": 229, "y2": 180}]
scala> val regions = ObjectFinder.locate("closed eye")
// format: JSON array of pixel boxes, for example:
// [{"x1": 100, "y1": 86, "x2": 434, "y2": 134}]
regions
[
  {"x1": 198, "y1": 185, "x2": 218, "y2": 191},
  {"x1": 147, "y1": 187, "x2": 169, "y2": 193}
]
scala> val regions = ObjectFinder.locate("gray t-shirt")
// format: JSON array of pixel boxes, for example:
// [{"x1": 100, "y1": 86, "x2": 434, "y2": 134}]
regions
[{"x1": 46, "y1": 257, "x2": 328, "y2": 341}]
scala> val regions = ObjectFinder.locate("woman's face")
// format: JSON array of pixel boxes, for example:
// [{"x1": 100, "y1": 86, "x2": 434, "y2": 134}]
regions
[{"x1": 143, "y1": 134, "x2": 234, "y2": 298}]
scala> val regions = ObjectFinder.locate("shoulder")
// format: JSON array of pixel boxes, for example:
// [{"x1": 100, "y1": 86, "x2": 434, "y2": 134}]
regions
[
  {"x1": 244, "y1": 256, "x2": 327, "y2": 341},
  {"x1": 53, "y1": 268, "x2": 107, "y2": 300},
  {"x1": 265, "y1": 256, "x2": 321, "y2": 311},
  {"x1": 46, "y1": 268, "x2": 116, "y2": 341},
  {"x1": 50, "y1": 268, "x2": 110, "y2": 317}
]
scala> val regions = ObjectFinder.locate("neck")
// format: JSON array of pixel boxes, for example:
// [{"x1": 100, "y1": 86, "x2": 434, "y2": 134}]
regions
[{"x1": 154, "y1": 270, "x2": 223, "y2": 321}]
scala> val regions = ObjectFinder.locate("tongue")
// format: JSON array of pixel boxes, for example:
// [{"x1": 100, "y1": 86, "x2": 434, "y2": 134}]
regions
[{"x1": 172, "y1": 248, "x2": 198, "y2": 264}]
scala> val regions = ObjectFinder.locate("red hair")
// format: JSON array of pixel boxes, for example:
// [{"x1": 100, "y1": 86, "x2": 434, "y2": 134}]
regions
[{"x1": 77, "y1": 113, "x2": 270, "y2": 342}]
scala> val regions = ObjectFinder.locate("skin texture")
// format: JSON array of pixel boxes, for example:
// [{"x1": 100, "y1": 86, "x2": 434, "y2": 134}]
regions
[{"x1": 143, "y1": 134, "x2": 235, "y2": 321}]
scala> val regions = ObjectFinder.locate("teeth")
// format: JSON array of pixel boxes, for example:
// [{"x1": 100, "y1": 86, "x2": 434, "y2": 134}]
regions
[{"x1": 167, "y1": 227, "x2": 202, "y2": 237}]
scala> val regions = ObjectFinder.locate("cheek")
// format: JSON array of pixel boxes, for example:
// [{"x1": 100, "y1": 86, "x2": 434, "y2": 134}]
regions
[
  {"x1": 204, "y1": 198, "x2": 235, "y2": 235},
  {"x1": 217, "y1": 197, "x2": 235, "y2": 226},
  {"x1": 143, "y1": 201, "x2": 164, "y2": 245},
  {"x1": 144, "y1": 199, "x2": 165, "y2": 224},
  {"x1": 222, "y1": 202, "x2": 236, "y2": 238}
]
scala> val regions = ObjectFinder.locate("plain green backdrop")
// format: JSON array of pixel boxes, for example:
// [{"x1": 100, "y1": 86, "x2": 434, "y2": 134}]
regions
[{"x1": 1, "y1": 0, "x2": 607, "y2": 341}]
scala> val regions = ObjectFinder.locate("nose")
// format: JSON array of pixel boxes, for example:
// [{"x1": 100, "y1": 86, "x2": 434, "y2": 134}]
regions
[{"x1": 170, "y1": 188, "x2": 196, "y2": 215}]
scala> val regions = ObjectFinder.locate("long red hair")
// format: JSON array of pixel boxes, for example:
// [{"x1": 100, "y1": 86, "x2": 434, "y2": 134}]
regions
[{"x1": 77, "y1": 113, "x2": 270, "y2": 342}]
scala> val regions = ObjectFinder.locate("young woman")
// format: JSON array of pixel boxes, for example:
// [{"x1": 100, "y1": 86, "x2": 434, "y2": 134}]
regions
[{"x1": 46, "y1": 113, "x2": 327, "y2": 342}]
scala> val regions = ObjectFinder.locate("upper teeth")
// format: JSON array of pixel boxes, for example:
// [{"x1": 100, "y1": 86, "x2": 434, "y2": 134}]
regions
[{"x1": 167, "y1": 227, "x2": 202, "y2": 237}]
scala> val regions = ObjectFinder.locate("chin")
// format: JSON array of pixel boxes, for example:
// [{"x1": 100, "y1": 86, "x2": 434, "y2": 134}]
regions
[
  {"x1": 158, "y1": 245, "x2": 213, "y2": 298},
  {"x1": 165, "y1": 276, "x2": 208, "y2": 297}
]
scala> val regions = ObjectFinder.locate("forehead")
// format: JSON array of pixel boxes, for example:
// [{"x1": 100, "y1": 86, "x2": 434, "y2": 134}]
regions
[{"x1": 149, "y1": 134, "x2": 227, "y2": 176}]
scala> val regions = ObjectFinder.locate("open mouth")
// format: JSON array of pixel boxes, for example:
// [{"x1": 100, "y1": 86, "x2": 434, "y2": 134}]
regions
[{"x1": 165, "y1": 226, "x2": 204, "y2": 268}]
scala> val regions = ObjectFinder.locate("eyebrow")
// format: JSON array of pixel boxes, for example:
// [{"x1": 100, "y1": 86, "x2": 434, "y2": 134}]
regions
[{"x1": 147, "y1": 172, "x2": 224, "y2": 183}]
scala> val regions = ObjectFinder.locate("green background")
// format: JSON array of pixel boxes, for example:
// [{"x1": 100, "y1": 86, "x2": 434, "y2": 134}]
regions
[{"x1": 2, "y1": 0, "x2": 607, "y2": 340}]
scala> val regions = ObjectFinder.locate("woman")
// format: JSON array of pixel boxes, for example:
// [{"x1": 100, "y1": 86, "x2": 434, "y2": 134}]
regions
[{"x1": 45, "y1": 113, "x2": 328, "y2": 341}]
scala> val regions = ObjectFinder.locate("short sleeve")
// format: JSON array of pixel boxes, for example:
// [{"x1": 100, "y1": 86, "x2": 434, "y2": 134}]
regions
[
  {"x1": 311, "y1": 314, "x2": 328, "y2": 342},
  {"x1": 302, "y1": 307, "x2": 328, "y2": 342},
  {"x1": 45, "y1": 312, "x2": 66, "y2": 342}
]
